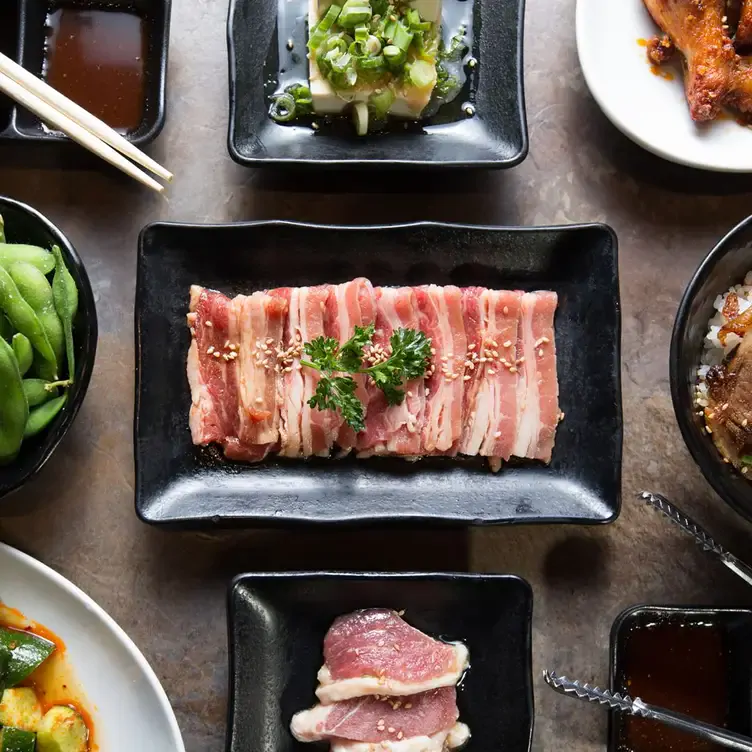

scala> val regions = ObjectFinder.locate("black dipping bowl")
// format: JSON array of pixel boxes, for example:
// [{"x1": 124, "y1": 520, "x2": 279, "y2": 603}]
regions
[
  {"x1": 671, "y1": 214, "x2": 752, "y2": 523},
  {"x1": 0, "y1": 197, "x2": 97, "y2": 500}
]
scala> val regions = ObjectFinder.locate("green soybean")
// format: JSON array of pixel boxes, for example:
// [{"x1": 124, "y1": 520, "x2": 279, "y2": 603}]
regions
[
  {"x1": 24, "y1": 393, "x2": 66, "y2": 439},
  {"x1": 11, "y1": 333, "x2": 32, "y2": 376},
  {"x1": 0, "y1": 244, "x2": 55, "y2": 274},
  {"x1": 51, "y1": 246, "x2": 77, "y2": 382},
  {"x1": 0, "y1": 264, "x2": 56, "y2": 370},
  {"x1": 22, "y1": 379, "x2": 57, "y2": 407},
  {"x1": 0, "y1": 337, "x2": 28, "y2": 464},
  {"x1": 8, "y1": 261, "x2": 64, "y2": 374}
]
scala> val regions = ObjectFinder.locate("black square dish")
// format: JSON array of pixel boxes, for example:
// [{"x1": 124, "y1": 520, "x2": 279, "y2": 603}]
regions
[
  {"x1": 226, "y1": 0, "x2": 527, "y2": 167},
  {"x1": 227, "y1": 572, "x2": 534, "y2": 752},
  {"x1": 134, "y1": 221, "x2": 622, "y2": 527},
  {"x1": 608, "y1": 605, "x2": 752, "y2": 752},
  {"x1": 0, "y1": 0, "x2": 170, "y2": 146}
]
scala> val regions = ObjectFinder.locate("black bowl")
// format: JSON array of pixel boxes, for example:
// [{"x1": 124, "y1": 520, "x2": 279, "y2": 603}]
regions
[
  {"x1": 671, "y1": 214, "x2": 752, "y2": 523},
  {"x1": 0, "y1": 197, "x2": 97, "y2": 499},
  {"x1": 0, "y1": 0, "x2": 171, "y2": 148},
  {"x1": 608, "y1": 605, "x2": 752, "y2": 751}
]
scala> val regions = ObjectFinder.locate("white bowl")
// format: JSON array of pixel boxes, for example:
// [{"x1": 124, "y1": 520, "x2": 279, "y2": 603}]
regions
[
  {"x1": 0, "y1": 543, "x2": 185, "y2": 752},
  {"x1": 576, "y1": 0, "x2": 752, "y2": 172}
]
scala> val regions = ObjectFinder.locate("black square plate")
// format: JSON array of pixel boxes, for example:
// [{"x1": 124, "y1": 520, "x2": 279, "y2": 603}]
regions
[
  {"x1": 226, "y1": 0, "x2": 527, "y2": 167},
  {"x1": 135, "y1": 221, "x2": 622, "y2": 527},
  {"x1": 0, "y1": 0, "x2": 170, "y2": 146},
  {"x1": 608, "y1": 605, "x2": 752, "y2": 751},
  {"x1": 227, "y1": 572, "x2": 534, "y2": 752}
]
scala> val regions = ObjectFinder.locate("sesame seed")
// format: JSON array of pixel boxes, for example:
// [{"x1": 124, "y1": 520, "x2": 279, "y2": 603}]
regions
[
  {"x1": 494, "y1": 431, "x2": 502, "y2": 438},
  {"x1": 404, "y1": 703, "x2": 412, "y2": 710},
  {"x1": 488, "y1": 369, "x2": 496, "y2": 375},
  {"x1": 206, "y1": 346, "x2": 215, "y2": 355},
  {"x1": 388, "y1": 728, "x2": 396, "y2": 734},
  {"x1": 255, "y1": 397, "x2": 263, "y2": 404},
  {"x1": 425, "y1": 389, "x2": 430, "y2": 397},
  {"x1": 430, "y1": 347, "x2": 436, "y2": 355},
  {"x1": 447, "y1": 352, "x2": 453, "y2": 358},
  {"x1": 468, "y1": 343, "x2": 476, "y2": 351},
  {"x1": 213, "y1": 351, "x2": 221, "y2": 359},
  {"x1": 205, "y1": 320, "x2": 213, "y2": 327},
  {"x1": 452, "y1": 373, "x2": 459, "y2": 380},
  {"x1": 489, "y1": 340, "x2": 498, "y2": 347},
  {"x1": 229, "y1": 344, "x2": 237, "y2": 351},
  {"x1": 538, "y1": 348, "x2": 544, "y2": 357},
  {"x1": 510, "y1": 366, "x2": 518, "y2": 373},
  {"x1": 503, "y1": 340, "x2": 512, "y2": 348},
  {"x1": 190, "y1": 327, "x2": 196, "y2": 336},
  {"x1": 224, "y1": 340, "x2": 230, "y2": 348},
  {"x1": 464, "y1": 375, "x2": 471, "y2": 381},
  {"x1": 441, "y1": 355, "x2": 448, "y2": 362},
  {"x1": 503, "y1": 306, "x2": 509, "y2": 314},
  {"x1": 397, "y1": 732, "x2": 404, "y2": 740},
  {"x1": 407, "y1": 391, "x2": 413, "y2": 397}
]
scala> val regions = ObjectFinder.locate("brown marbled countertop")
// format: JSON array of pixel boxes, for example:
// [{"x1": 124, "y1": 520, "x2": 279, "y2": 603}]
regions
[{"x1": 2, "y1": 0, "x2": 752, "y2": 750}]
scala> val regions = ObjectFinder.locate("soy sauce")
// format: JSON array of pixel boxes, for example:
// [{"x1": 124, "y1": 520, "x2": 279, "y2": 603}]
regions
[{"x1": 44, "y1": 6, "x2": 147, "y2": 133}]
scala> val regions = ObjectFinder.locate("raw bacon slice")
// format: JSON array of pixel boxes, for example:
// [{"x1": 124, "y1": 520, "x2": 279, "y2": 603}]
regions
[
  {"x1": 186, "y1": 286, "x2": 264, "y2": 462},
  {"x1": 415, "y1": 286, "x2": 466, "y2": 454},
  {"x1": 316, "y1": 609, "x2": 469, "y2": 703},
  {"x1": 330, "y1": 724, "x2": 471, "y2": 752},
  {"x1": 279, "y1": 287, "x2": 305, "y2": 457},
  {"x1": 512, "y1": 291, "x2": 560, "y2": 463},
  {"x1": 357, "y1": 287, "x2": 425, "y2": 456},
  {"x1": 326, "y1": 278, "x2": 377, "y2": 453},
  {"x1": 290, "y1": 688, "x2": 459, "y2": 744}
]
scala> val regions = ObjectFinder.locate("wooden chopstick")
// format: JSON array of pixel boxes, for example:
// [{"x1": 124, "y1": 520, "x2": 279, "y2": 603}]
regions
[
  {"x1": 0, "y1": 70, "x2": 164, "y2": 194},
  {"x1": 0, "y1": 51, "x2": 172, "y2": 186}
]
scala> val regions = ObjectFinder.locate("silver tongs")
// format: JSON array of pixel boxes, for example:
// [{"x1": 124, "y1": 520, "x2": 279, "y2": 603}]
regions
[
  {"x1": 639, "y1": 491, "x2": 752, "y2": 587},
  {"x1": 544, "y1": 671, "x2": 752, "y2": 751}
]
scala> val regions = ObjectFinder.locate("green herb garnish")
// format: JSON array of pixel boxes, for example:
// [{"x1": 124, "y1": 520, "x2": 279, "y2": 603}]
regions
[
  {"x1": 741, "y1": 455, "x2": 752, "y2": 465},
  {"x1": 301, "y1": 324, "x2": 431, "y2": 431}
]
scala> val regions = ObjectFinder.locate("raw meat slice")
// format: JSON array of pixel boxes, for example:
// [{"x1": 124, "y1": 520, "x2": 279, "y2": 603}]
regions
[
  {"x1": 330, "y1": 724, "x2": 470, "y2": 752},
  {"x1": 317, "y1": 609, "x2": 469, "y2": 702},
  {"x1": 279, "y1": 287, "x2": 305, "y2": 457},
  {"x1": 511, "y1": 291, "x2": 559, "y2": 462},
  {"x1": 326, "y1": 278, "x2": 378, "y2": 452},
  {"x1": 415, "y1": 286, "x2": 466, "y2": 454},
  {"x1": 236, "y1": 290, "x2": 289, "y2": 450},
  {"x1": 456, "y1": 287, "x2": 486, "y2": 455},
  {"x1": 290, "y1": 688, "x2": 458, "y2": 743},
  {"x1": 357, "y1": 287, "x2": 425, "y2": 456},
  {"x1": 186, "y1": 286, "x2": 264, "y2": 462}
]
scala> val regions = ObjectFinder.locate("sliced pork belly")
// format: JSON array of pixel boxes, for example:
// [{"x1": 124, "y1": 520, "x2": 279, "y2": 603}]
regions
[
  {"x1": 327, "y1": 278, "x2": 377, "y2": 452},
  {"x1": 316, "y1": 609, "x2": 469, "y2": 703},
  {"x1": 415, "y1": 286, "x2": 466, "y2": 454},
  {"x1": 186, "y1": 286, "x2": 265, "y2": 462},
  {"x1": 291, "y1": 688, "x2": 458, "y2": 744},
  {"x1": 330, "y1": 723, "x2": 470, "y2": 752},
  {"x1": 511, "y1": 291, "x2": 559, "y2": 463},
  {"x1": 357, "y1": 287, "x2": 425, "y2": 456}
]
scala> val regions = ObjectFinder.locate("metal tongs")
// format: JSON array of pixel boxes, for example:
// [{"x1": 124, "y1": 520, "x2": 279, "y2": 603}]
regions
[{"x1": 543, "y1": 491, "x2": 752, "y2": 752}]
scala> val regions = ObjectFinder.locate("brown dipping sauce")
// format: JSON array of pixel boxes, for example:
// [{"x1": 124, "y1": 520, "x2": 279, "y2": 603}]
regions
[
  {"x1": 44, "y1": 6, "x2": 147, "y2": 133},
  {"x1": 617, "y1": 619, "x2": 728, "y2": 751}
]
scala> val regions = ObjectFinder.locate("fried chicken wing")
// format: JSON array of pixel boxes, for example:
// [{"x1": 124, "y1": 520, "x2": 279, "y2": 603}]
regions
[
  {"x1": 727, "y1": 54, "x2": 752, "y2": 111},
  {"x1": 643, "y1": 0, "x2": 735, "y2": 120},
  {"x1": 738, "y1": 0, "x2": 752, "y2": 46}
]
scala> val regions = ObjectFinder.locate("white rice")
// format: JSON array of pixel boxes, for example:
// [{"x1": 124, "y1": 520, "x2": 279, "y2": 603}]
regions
[{"x1": 695, "y1": 271, "x2": 752, "y2": 408}]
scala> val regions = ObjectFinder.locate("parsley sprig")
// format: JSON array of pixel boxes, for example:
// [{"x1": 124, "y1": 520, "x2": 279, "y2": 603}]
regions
[{"x1": 300, "y1": 324, "x2": 431, "y2": 432}]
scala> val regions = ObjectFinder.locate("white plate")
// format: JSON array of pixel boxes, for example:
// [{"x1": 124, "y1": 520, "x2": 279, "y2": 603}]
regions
[
  {"x1": 0, "y1": 542, "x2": 185, "y2": 752},
  {"x1": 576, "y1": 0, "x2": 752, "y2": 172}
]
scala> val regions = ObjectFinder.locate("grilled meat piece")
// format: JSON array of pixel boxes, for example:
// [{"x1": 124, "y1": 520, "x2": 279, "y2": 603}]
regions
[{"x1": 642, "y1": 0, "x2": 735, "y2": 120}]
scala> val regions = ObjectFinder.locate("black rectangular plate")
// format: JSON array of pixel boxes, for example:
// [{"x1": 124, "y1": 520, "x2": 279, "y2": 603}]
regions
[
  {"x1": 227, "y1": 572, "x2": 534, "y2": 752},
  {"x1": 226, "y1": 0, "x2": 527, "y2": 167},
  {"x1": 609, "y1": 605, "x2": 752, "y2": 751},
  {"x1": 135, "y1": 221, "x2": 622, "y2": 527},
  {"x1": 0, "y1": 0, "x2": 170, "y2": 147}
]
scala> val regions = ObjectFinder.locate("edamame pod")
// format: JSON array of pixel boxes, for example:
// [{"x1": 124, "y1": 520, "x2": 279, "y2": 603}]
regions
[
  {"x1": 0, "y1": 338, "x2": 28, "y2": 464},
  {"x1": 0, "y1": 265, "x2": 56, "y2": 371},
  {"x1": 8, "y1": 262, "x2": 64, "y2": 373},
  {"x1": 11, "y1": 334, "x2": 32, "y2": 376},
  {"x1": 51, "y1": 246, "x2": 77, "y2": 382},
  {"x1": 0, "y1": 245, "x2": 55, "y2": 274},
  {"x1": 24, "y1": 394, "x2": 66, "y2": 439},
  {"x1": 22, "y1": 379, "x2": 56, "y2": 407}
]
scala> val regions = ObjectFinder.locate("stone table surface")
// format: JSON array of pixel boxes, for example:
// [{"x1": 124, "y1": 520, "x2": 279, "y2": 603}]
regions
[{"x1": 3, "y1": 0, "x2": 752, "y2": 750}]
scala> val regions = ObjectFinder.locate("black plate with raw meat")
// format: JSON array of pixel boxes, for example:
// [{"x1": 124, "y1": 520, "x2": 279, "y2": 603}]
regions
[
  {"x1": 135, "y1": 221, "x2": 622, "y2": 527},
  {"x1": 227, "y1": 572, "x2": 533, "y2": 752}
]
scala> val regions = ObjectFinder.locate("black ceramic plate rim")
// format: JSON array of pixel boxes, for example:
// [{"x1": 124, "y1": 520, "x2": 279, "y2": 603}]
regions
[
  {"x1": 134, "y1": 219, "x2": 623, "y2": 528},
  {"x1": 225, "y1": 0, "x2": 528, "y2": 168},
  {"x1": 226, "y1": 571, "x2": 535, "y2": 752},
  {"x1": 670, "y1": 213, "x2": 752, "y2": 519},
  {"x1": 607, "y1": 603, "x2": 752, "y2": 752},
  {"x1": 6, "y1": 0, "x2": 171, "y2": 147},
  {"x1": 0, "y1": 196, "x2": 98, "y2": 500}
]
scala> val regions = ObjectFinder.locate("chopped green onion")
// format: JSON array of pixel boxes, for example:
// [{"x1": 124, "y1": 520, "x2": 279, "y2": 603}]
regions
[
  {"x1": 358, "y1": 53, "x2": 385, "y2": 69},
  {"x1": 371, "y1": 0, "x2": 389, "y2": 16},
  {"x1": 355, "y1": 24, "x2": 369, "y2": 42},
  {"x1": 405, "y1": 8, "x2": 431, "y2": 31},
  {"x1": 441, "y1": 31, "x2": 469, "y2": 62},
  {"x1": 742, "y1": 455, "x2": 752, "y2": 465},
  {"x1": 406, "y1": 58, "x2": 436, "y2": 89},
  {"x1": 308, "y1": 3, "x2": 342, "y2": 51},
  {"x1": 339, "y1": 0, "x2": 372, "y2": 28},
  {"x1": 365, "y1": 34, "x2": 382, "y2": 55},
  {"x1": 353, "y1": 101, "x2": 369, "y2": 135},
  {"x1": 369, "y1": 87, "x2": 394, "y2": 117},
  {"x1": 383, "y1": 19, "x2": 397, "y2": 41},
  {"x1": 391, "y1": 22, "x2": 414, "y2": 51},
  {"x1": 330, "y1": 50, "x2": 353, "y2": 71},
  {"x1": 325, "y1": 34, "x2": 349, "y2": 54},
  {"x1": 435, "y1": 62, "x2": 460, "y2": 98},
  {"x1": 383, "y1": 44, "x2": 405, "y2": 69},
  {"x1": 269, "y1": 92, "x2": 297, "y2": 122}
]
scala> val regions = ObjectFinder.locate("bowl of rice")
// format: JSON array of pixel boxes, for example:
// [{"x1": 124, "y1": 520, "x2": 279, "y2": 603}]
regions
[{"x1": 671, "y1": 214, "x2": 752, "y2": 521}]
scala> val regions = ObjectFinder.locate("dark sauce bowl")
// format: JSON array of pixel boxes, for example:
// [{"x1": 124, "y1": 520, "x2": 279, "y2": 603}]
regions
[
  {"x1": 0, "y1": 197, "x2": 97, "y2": 501},
  {"x1": 609, "y1": 605, "x2": 752, "y2": 752},
  {"x1": 671, "y1": 214, "x2": 752, "y2": 523}
]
